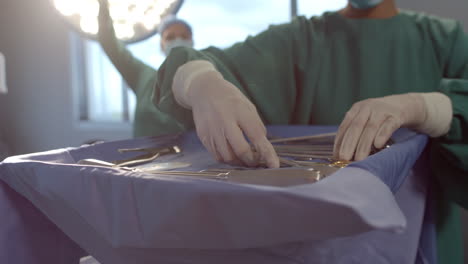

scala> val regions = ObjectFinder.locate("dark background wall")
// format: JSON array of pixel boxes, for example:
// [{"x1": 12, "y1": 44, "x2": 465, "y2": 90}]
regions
[{"x1": 0, "y1": 0, "x2": 132, "y2": 156}]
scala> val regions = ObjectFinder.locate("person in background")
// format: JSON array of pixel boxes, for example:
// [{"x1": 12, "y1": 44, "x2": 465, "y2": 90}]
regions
[
  {"x1": 97, "y1": 0, "x2": 193, "y2": 137},
  {"x1": 159, "y1": 15, "x2": 194, "y2": 57},
  {"x1": 152, "y1": 0, "x2": 468, "y2": 262}
]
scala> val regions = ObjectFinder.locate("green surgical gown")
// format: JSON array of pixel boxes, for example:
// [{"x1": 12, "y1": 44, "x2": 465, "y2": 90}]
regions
[
  {"x1": 154, "y1": 10, "x2": 468, "y2": 263},
  {"x1": 97, "y1": 9, "x2": 183, "y2": 137}
]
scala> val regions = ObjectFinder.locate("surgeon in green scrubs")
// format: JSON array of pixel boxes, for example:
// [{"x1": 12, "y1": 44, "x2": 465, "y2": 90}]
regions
[
  {"x1": 96, "y1": 0, "x2": 193, "y2": 137},
  {"x1": 152, "y1": 0, "x2": 468, "y2": 262}
]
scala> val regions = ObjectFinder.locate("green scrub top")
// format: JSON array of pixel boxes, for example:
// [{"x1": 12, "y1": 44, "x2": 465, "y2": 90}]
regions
[
  {"x1": 154, "y1": 10, "x2": 468, "y2": 263},
  {"x1": 97, "y1": 7, "x2": 183, "y2": 137}
]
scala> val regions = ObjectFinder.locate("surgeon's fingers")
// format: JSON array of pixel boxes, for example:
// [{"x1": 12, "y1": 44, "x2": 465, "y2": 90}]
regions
[
  {"x1": 254, "y1": 137, "x2": 279, "y2": 168},
  {"x1": 374, "y1": 116, "x2": 401, "y2": 149},
  {"x1": 212, "y1": 128, "x2": 245, "y2": 166},
  {"x1": 338, "y1": 106, "x2": 372, "y2": 161},
  {"x1": 224, "y1": 123, "x2": 257, "y2": 167},
  {"x1": 240, "y1": 114, "x2": 279, "y2": 168},
  {"x1": 195, "y1": 118, "x2": 222, "y2": 162},
  {"x1": 334, "y1": 104, "x2": 361, "y2": 159},
  {"x1": 354, "y1": 113, "x2": 387, "y2": 161},
  {"x1": 198, "y1": 133, "x2": 222, "y2": 162}
]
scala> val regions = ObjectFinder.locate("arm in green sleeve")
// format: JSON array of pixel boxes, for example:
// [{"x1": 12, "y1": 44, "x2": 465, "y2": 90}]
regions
[
  {"x1": 97, "y1": 3, "x2": 155, "y2": 93},
  {"x1": 431, "y1": 22, "x2": 468, "y2": 207},
  {"x1": 154, "y1": 16, "x2": 316, "y2": 130}
]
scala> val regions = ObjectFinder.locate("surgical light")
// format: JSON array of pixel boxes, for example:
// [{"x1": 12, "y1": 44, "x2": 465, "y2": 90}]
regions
[{"x1": 51, "y1": 0, "x2": 184, "y2": 43}]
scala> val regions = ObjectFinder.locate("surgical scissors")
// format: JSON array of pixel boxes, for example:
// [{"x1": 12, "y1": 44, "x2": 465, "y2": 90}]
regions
[
  {"x1": 113, "y1": 145, "x2": 182, "y2": 167},
  {"x1": 77, "y1": 145, "x2": 183, "y2": 168}
]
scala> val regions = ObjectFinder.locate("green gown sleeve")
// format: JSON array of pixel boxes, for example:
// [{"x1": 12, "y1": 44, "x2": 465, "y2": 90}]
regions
[
  {"x1": 431, "y1": 22, "x2": 468, "y2": 208},
  {"x1": 97, "y1": 5, "x2": 156, "y2": 93},
  {"x1": 153, "y1": 16, "x2": 315, "y2": 130}
]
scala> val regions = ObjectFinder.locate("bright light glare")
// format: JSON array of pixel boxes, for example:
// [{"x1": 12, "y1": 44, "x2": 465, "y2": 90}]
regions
[
  {"x1": 54, "y1": 0, "x2": 78, "y2": 16},
  {"x1": 52, "y1": 0, "x2": 180, "y2": 41},
  {"x1": 142, "y1": 14, "x2": 161, "y2": 31},
  {"x1": 80, "y1": 16, "x2": 99, "y2": 34},
  {"x1": 79, "y1": 0, "x2": 99, "y2": 17},
  {"x1": 298, "y1": 0, "x2": 347, "y2": 16},
  {"x1": 114, "y1": 23, "x2": 135, "y2": 39}
]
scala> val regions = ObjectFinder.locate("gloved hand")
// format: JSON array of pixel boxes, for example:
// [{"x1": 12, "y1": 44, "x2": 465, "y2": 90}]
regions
[
  {"x1": 334, "y1": 92, "x2": 452, "y2": 161},
  {"x1": 97, "y1": 0, "x2": 111, "y2": 26},
  {"x1": 172, "y1": 60, "x2": 280, "y2": 168},
  {"x1": 98, "y1": 0, "x2": 108, "y2": 13}
]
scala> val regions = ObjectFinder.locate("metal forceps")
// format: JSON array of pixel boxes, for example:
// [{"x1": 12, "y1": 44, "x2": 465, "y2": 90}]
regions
[{"x1": 113, "y1": 145, "x2": 182, "y2": 167}]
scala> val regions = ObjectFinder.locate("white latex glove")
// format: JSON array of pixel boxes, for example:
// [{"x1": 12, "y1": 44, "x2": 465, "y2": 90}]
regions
[
  {"x1": 98, "y1": 0, "x2": 108, "y2": 16},
  {"x1": 97, "y1": 0, "x2": 111, "y2": 27},
  {"x1": 172, "y1": 60, "x2": 280, "y2": 168},
  {"x1": 334, "y1": 92, "x2": 452, "y2": 161}
]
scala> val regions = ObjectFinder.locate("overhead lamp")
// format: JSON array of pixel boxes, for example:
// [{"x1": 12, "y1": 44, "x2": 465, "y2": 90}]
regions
[{"x1": 51, "y1": 0, "x2": 184, "y2": 43}]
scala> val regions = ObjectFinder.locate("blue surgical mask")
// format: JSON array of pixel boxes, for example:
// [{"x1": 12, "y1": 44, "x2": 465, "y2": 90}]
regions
[
  {"x1": 163, "y1": 38, "x2": 194, "y2": 56},
  {"x1": 350, "y1": 0, "x2": 383, "y2": 9}
]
